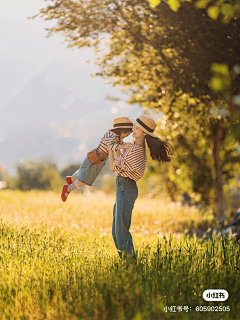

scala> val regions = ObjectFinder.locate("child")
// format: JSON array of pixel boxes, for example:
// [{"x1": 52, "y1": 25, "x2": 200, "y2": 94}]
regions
[{"x1": 61, "y1": 117, "x2": 133, "y2": 202}]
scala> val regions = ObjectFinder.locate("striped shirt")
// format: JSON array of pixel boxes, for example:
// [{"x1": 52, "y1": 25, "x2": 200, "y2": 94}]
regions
[
  {"x1": 98, "y1": 131, "x2": 122, "y2": 154},
  {"x1": 113, "y1": 141, "x2": 147, "y2": 181}
]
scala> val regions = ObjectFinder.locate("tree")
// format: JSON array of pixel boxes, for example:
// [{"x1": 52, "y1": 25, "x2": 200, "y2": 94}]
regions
[
  {"x1": 16, "y1": 161, "x2": 63, "y2": 191},
  {"x1": 0, "y1": 167, "x2": 8, "y2": 181},
  {"x1": 34, "y1": 0, "x2": 240, "y2": 220},
  {"x1": 60, "y1": 163, "x2": 80, "y2": 181}
]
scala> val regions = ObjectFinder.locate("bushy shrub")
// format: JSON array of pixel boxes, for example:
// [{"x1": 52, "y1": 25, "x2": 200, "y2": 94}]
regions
[{"x1": 16, "y1": 160, "x2": 63, "y2": 191}]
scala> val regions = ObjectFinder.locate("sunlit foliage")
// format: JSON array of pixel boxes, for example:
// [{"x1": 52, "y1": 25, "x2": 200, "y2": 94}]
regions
[{"x1": 33, "y1": 0, "x2": 240, "y2": 220}]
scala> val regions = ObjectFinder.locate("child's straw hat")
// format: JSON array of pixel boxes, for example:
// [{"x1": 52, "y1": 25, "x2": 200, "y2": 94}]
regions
[
  {"x1": 108, "y1": 117, "x2": 133, "y2": 131},
  {"x1": 128, "y1": 114, "x2": 158, "y2": 138}
]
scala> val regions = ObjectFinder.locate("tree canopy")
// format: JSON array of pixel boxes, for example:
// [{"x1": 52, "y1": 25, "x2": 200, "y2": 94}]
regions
[
  {"x1": 35, "y1": 0, "x2": 240, "y2": 135},
  {"x1": 35, "y1": 0, "x2": 240, "y2": 219}
]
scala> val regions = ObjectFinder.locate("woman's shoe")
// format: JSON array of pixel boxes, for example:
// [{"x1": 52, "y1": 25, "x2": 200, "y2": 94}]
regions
[{"x1": 61, "y1": 184, "x2": 69, "y2": 202}]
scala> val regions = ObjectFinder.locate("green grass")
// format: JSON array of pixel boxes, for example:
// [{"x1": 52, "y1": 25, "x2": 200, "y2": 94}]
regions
[{"x1": 0, "y1": 190, "x2": 239, "y2": 319}]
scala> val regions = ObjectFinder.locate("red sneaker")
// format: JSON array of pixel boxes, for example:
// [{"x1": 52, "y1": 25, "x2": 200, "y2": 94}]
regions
[
  {"x1": 61, "y1": 184, "x2": 69, "y2": 202},
  {"x1": 66, "y1": 176, "x2": 72, "y2": 185}
]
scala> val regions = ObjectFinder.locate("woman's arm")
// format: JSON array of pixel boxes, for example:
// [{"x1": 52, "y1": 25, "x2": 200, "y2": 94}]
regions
[
  {"x1": 110, "y1": 147, "x2": 130, "y2": 171},
  {"x1": 115, "y1": 149, "x2": 121, "y2": 158},
  {"x1": 109, "y1": 145, "x2": 131, "y2": 171},
  {"x1": 108, "y1": 150, "x2": 115, "y2": 172}
]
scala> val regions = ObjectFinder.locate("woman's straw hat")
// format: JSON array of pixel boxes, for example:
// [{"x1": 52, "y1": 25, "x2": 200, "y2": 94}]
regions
[
  {"x1": 128, "y1": 114, "x2": 158, "y2": 138},
  {"x1": 108, "y1": 117, "x2": 133, "y2": 131}
]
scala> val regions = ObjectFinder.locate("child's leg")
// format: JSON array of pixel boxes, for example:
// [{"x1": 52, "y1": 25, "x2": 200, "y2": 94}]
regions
[
  {"x1": 66, "y1": 170, "x2": 79, "y2": 184},
  {"x1": 61, "y1": 179, "x2": 85, "y2": 202},
  {"x1": 67, "y1": 180, "x2": 85, "y2": 192},
  {"x1": 71, "y1": 170, "x2": 79, "y2": 182}
]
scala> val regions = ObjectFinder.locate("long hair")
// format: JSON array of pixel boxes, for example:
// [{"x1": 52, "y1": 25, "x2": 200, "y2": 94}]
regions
[{"x1": 145, "y1": 135, "x2": 173, "y2": 162}]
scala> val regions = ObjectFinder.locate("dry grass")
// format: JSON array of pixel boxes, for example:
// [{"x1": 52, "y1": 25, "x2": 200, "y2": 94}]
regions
[
  {"x1": 0, "y1": 190, "x2": 214, "y2": 240},
  {"x1": 0, "y1": 190, "x2": 238, "y2": 320}
]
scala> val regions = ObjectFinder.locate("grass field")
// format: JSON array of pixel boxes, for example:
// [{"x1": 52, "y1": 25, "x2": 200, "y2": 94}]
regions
[{"x1": 0, "y1": 190, "x2": 239, "y2": 320}]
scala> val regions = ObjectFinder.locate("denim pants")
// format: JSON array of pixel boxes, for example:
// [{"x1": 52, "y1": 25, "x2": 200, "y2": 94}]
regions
[
  {"x1": 112, "y1": 176, "x2": 138, "y2": 259},
  {"x1": 76, "y1": 155, "x2": 107, "y2": 186}
]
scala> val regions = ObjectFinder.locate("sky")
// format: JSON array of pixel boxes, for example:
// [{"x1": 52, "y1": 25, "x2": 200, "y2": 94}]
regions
[{"x1": 0, "y1": 0, "x2": 145, "y2": 175}]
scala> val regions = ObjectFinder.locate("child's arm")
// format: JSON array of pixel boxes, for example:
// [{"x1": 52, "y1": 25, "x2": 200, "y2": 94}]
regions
[
  {"x1": 108, "y1": 150, "x2": 115, "y2": 172},
  {"x1": 104, "y1": 132, "x2": 120, "y2": 151},
  {"x1": 105, "y1": 132, "x2": 131, "y2": 151}
]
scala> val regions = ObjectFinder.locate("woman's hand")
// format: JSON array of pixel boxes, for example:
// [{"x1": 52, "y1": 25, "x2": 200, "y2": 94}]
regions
[{"x1": 113, "y1": 143, "x2": 132, "y2": 151}]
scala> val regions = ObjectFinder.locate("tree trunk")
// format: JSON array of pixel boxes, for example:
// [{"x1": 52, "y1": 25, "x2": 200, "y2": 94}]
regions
[{"x1": 213, "y1": 123, "x2": 225, "y2": 221}]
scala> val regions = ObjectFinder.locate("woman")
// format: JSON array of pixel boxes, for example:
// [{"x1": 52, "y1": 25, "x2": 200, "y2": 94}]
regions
[{"x1": 108, "y1": 114, "x2": 173, "y2": 259}]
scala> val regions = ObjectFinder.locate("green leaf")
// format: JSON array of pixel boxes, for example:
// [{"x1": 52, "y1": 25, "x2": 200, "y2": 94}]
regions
[
  {"x1": 209, "y1": 77, "x2": 224, "y2": 92},
  {"x1": 207, "y1": 6, "x2": 220, "y2": 19},
  {"x1": 195, "y1": 0, "x2": 208, "y2": 9},
  {"x1": 216, "y1": 0, "x2": 225, "y2": 5},
  {"x1": 167, "y1": 0, "x2": 181, "y2": 12},
  {"x1": 211, "y1": 63, "x2": 229, "y2": 76},
  {"x1": 149, "y1": 0, "x2": 161, "y2": 7},
  {"x1": 221, "y1": 4, "x2": 234, "y2": 18},
  {"x1": 222, "y1": 78, "x2": 231, "y2": 89}
]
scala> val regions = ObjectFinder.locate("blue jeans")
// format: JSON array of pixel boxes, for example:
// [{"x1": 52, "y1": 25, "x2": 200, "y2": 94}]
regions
[
  {"x1": 112, "y1": 176, "x2": 138, "y2": 259},
  {"x1": 76, "y1": 155, "x2": 107, "y2": 186}
]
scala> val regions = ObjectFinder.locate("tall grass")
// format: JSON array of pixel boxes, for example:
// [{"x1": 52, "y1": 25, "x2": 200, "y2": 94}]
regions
[{"x1": 0, "y1": 190, "x2": 239, "y2": 320}]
